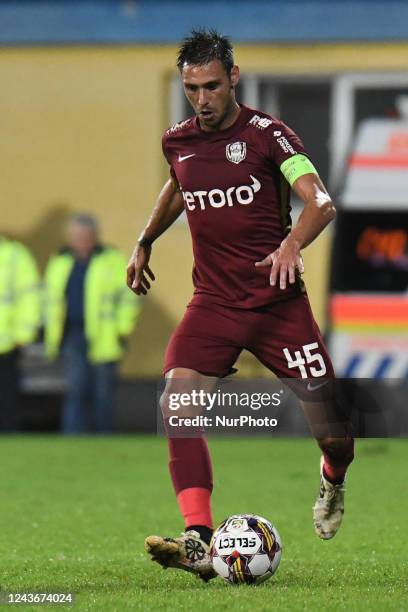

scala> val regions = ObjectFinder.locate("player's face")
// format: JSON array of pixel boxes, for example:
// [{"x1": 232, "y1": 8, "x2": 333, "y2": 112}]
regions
[{"x1": 181, "y1": 60, "x2": 240, "y2": 131}]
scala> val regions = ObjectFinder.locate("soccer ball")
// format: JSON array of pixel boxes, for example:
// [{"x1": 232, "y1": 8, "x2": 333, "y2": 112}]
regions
[{"x1": 210, "y1": 514, "x2": 282, "y2": 585}]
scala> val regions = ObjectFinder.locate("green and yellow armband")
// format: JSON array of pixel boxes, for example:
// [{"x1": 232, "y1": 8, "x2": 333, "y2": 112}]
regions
[{"x1": 280, "y1": 154, "x2": 318, "y2": 187}]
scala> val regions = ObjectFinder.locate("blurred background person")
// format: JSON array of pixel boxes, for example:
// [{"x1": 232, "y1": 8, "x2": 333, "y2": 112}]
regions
[
  {"x1": 0, "y1": 235, "x2": 41, "y2": 431},
  {"x1": 44, "y1": 214, "x2": 140, "y2": 434}
]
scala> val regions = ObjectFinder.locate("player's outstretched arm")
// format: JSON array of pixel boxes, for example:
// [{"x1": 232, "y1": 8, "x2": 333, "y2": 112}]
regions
[
  {"x1": 255, "y1": 173, "x2": 336, "y2": 290},
  {"x1": 127, "y1": 179, "x2": 184, "y2": 295}
]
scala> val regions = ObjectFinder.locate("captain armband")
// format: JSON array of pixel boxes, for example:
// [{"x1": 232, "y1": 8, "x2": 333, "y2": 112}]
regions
[{"x1": 280, "y1": 154, "x2": 318, "y2": 187}]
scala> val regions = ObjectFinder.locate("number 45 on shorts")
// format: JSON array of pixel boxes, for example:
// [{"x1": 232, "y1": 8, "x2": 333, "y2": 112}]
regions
[{"x1": 283, "y1": 342, "x2": 327, "y2": 379}]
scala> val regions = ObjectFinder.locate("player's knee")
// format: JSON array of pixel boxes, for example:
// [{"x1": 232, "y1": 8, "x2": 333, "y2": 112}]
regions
[
  {"x1": 159, "y1": 379, "x2": 197, "y2": 419},
  {"x1": 161, "y1": 369, "x2": 214, "y2": 418},
  {"x1": 160, "y1": 383, "x2": 179, "y2": 419},
  {"x1": 318, "y1": 436, "x2": 354, "y2": 465}
]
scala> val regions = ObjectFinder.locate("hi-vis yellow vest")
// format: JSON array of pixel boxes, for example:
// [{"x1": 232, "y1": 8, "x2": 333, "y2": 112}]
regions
[
  {"x1": 44, "y1": 247, "x2": 140, "y2": 363},
  {"x1": 0, "y1": 237, "x2": 41, "y2": 354}
]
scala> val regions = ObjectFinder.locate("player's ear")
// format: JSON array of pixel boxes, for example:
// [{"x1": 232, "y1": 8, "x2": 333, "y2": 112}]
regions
[{"x1": 230, "y1": 65, "x2": 240, "y2": 89}]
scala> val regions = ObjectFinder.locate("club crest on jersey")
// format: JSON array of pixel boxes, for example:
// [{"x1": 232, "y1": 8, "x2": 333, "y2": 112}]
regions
[{"x1": 226, "y1": 141, "x2": 246, "y2": 164}]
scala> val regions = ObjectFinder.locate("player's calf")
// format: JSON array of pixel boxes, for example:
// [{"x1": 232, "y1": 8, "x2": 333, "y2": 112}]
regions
[{"x1": 318, "y1": 434, "x2": 354, "y2": 484}]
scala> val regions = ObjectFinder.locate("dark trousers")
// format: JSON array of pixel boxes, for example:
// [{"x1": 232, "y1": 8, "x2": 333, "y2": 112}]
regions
[
  {"x1": 0, "y1": 349, "x2": 20, "y2": 432},
  {"x1": 61, "y1": 328, "x2": 117, "y2": 434}
]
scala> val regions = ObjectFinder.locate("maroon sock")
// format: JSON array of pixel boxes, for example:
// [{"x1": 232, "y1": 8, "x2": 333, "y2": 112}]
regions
[{"x1": 168, "y1": 437, "x2": 213, "y2": 494}]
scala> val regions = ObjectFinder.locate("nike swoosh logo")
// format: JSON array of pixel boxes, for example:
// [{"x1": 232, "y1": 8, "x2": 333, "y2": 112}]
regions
[
  {"x1": 178, "y1": 153, "x2": 196, "y2": 162},
  {"x1": 307, "y1": 380, "x2": 329, "y2": 392}
]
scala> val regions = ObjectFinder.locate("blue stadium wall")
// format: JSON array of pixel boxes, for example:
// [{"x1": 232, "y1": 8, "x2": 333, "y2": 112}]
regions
[{"x1": 0, "y1": 0, "x2": 407, "y2": 45}]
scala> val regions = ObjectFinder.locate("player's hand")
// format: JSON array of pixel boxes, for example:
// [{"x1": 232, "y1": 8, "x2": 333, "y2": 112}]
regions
[
  {"x1": 254, "y1": 237, "x2": 304, "y2": 290},
  {"x1": 127, "y1": 243, "x2": 155, "y2": 295}
]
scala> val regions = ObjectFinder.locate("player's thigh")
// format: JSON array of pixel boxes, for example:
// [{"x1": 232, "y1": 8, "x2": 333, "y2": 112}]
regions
[
  {"x1": 164, "y1": 304, "x2": 244, "y2": 379},
  {"x1": 249, "y1": 294, "x2": 334, "y2": 380}
]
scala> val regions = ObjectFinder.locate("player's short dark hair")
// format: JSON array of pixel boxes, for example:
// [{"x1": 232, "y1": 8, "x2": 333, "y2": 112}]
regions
[{"x1": 177, "y1": 28, "x2": 234, "y2": 75}]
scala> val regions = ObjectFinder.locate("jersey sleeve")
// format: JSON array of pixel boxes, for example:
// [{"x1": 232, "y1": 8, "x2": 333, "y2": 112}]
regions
[
  {"x1": 267, "y1": 120, "x2": 318, "y2": 187},
  {"x1": 161, "y1": 133, "x2": 179, "y2": 189}
]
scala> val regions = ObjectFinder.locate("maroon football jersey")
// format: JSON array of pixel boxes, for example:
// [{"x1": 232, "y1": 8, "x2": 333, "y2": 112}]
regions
[{"x1": 162, "y1": 104, "x2": 308, "y2": 309}]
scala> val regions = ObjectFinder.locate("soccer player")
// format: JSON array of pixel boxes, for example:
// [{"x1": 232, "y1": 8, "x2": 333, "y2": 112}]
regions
[{"x1": 127, "y1": 29, "x2": 354, "y2": 581}]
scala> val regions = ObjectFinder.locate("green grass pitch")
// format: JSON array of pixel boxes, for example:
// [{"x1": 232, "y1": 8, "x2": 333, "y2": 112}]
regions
[{"x1": 0, "y1": 436, "x2": 407, "y2": 611}]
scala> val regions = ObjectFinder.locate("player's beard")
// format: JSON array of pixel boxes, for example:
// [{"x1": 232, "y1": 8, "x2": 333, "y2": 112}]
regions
[{"x1": 198, "y1": 99, "x2": 238, "y2": 131}]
